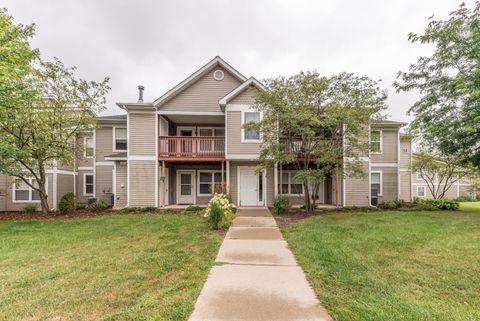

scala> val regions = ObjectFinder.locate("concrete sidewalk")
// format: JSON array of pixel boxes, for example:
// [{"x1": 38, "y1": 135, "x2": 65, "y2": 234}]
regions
[{"x1": 189, "y1": 208, "x2": 332, "y2": 321}]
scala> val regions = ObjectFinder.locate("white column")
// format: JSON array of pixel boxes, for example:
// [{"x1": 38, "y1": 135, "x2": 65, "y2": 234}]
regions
[
  {"x1": 273, "y1": 163, "x2": 278, "y2": 198},
  {"x1": 226, "y1": 160, "x2": 230, "y2": 194}
]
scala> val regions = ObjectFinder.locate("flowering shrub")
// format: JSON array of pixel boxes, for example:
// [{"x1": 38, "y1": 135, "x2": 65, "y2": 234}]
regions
[{"x1": 204, "y1": 193, "x2": 235, "y2": 229}]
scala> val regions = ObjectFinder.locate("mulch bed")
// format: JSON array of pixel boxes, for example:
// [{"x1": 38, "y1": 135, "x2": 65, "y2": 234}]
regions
[
  {"x1": 270, "y1": 207, "x2": 333, "y2": 226},
  {"x1": 0, "y1": 209, "x2": 118, "y2": 221}
]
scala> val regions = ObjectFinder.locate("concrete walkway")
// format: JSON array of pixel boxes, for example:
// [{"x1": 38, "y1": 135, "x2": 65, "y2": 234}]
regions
[{"x1": 189, "y1": 208, "x2": 332, "y2": 321}]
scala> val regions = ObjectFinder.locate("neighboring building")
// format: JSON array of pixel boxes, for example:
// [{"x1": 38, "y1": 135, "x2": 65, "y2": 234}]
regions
[{"x1": 0, "y1": 57, "x2": 475, "y2": 211}]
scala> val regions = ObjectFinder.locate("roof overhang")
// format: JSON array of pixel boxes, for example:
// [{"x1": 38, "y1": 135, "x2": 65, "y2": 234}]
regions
[
  {"x1": 116, "y1": 103, "x2": 155, "y2": 111},
  {"x1": 153, "y1": 56, "x2": 247, "y2": 107},
  {"x1": 219, "y1": 77, "x2": 265, "y2": 107}
]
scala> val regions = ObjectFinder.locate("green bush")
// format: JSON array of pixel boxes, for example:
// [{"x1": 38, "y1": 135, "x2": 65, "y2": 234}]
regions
[
  {"x1": 185, "y1": 205, "x2": 206, "y2": 212},
  {"x1": 58, "y1": 192, "x2": 76, "y2": 213},
  {"x1": 23, "y1": 204, "x2": 37, "y2": 213},
  {"x1": 273, "y1": 196, "x2": 289, "y2": 214},
  {"x1": 417, "y1": 198, "x2": 459, "y2": 210},
  {"x1": 207, "y1": 202, "x2": 224, "y2": 229},
  {"x1": 89, "y1": 199, "x2": 110, "y2": 212},
  {"x1": 139, "y1": 206, "x2": 158, "y2": 212},
  {"x1": 455, "y1": 195, "x2": 477, "y2": 202}
]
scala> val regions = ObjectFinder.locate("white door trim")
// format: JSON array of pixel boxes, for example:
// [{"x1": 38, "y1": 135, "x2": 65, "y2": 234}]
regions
[
  {"x1": 176, "y1": 170, "x2": 196, "y2": 204},
  {"x1": 237, "y1": 166, "x2": 265, "y2": 207}
]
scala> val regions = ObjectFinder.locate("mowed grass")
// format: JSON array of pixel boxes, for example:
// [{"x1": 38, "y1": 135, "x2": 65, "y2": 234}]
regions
[
  {"x1": 0, "y1": 214, "x2": 224, "y2": 321},
  {"x1": 282, "y1": 203, "x2": 480, "y2": 321}
]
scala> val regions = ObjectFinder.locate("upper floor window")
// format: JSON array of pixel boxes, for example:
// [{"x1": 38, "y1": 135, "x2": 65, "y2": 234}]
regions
[
  {"x1": 416, "y1": 172, "x2": 424, "y2": 180},
  {"x1": 198, "y1": 127, "x2": 224, "y2": 151},
  {"x1": 242, "y1": 111, "x2": 261, "y2": 142},
  {"x1": 115, "y1": 128, "x2": 127, "y2": 151},
  {"x1": 279, "y1": 171, "x2": 303, "y2": 195},
  {"x1": 371, "y1": 130, "x2": 382, "y2": 154},
  {"x1": 84, "y1": 134, "x2": 94, "y2": 158},
  {"x1": 13, "y1": 178, "x2": 42, "y2": 202}
]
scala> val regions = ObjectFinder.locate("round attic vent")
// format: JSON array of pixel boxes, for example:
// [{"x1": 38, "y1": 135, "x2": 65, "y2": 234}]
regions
[{"x1": 213, "y1": 69, "x2": 224, "y2": 81}]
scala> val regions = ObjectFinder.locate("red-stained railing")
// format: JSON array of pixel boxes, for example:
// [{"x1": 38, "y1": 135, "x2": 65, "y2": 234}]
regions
[{"x1": 158, "y1": 136, "x2": 225, "y2": 161}]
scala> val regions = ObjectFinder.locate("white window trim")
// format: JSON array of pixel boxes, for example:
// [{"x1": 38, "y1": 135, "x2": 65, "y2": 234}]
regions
[
  {"x1": 84, "y1": 134, "x2": 94, "y2": 158},
  {"x1": 197, "y1": 170, "x2": 223, "y2": 196},
  {"x1": 12, "y1": 177, "x2": 48, "y2": 203},
  {"x1": 416, "y1": 172, "x2": 425, "y2": 181},
  {"x1": 370, "y1": 129, "x2": 382, "y2": 154},
  {"x1": 370, "y1": 170, "x2": 383, "y2": 196},
  {"x1": 83, "y1": 173, "x2": 95, "y2": 196},
  {"x1": 279, "y1": 171, "x2": 305, "y2": 196},
  {"x1": 241, "y1": 110, "x2": 262, "y2": 143},
  {"x1": 113, "y1": 127, "x2": 127, "y2": 152},
  {"x1": 417, "y1": 185, "x2": 426, "y2": 198}
]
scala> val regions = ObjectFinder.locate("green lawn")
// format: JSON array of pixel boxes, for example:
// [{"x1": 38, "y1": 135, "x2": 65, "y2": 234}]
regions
[
  {"x1": 0, "y1": 214, "x2": 224, "y2": 321},
  {"x1": 282, "y1": 202, "x2": 480, "y2": 321}
]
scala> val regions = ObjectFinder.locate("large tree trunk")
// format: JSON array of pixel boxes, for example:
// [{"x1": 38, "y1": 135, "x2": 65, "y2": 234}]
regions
[
  {"x1": 38, "y1": 164, "x2": 50, "y2": 214},
  {"x1": 303, "y1": 182, "x2": 313, "y2": 212}
]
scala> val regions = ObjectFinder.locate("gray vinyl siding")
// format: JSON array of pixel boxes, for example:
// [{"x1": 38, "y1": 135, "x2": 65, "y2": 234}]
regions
[
  {"x1": 160, "y1": 67, "x2": 241, "y2": 112},
  {"x1": 344, "y1": 178, "x2": 369, "y2": 206},
  {"x1": 95, "y1": 127, "x2": 113, "y2": 161},
  {"x1": 129, "y1": 112, "x2": 156, "y2": 156},
  {"x1": 129, "y1": 160, "x2": 156, "y2": 206},
  {"x1": 400, "y1": 171, "x2": 412, "y2": 202},
  {"x1": 57, "y1": 174, "x2": 74, "y2": 207},
  {"x1": 226, "y1": 110, "x2": 261, "y2": 155},
  {"x1": 115, "y1": 162, "x2": 127, "y2": 208},
  {"x1": 371, "y1": 129, "x2": 398, "y2": 163},
  {"x1": 374, "y1": 167, "x2": 398, "y2": 202},
  {"x1": 95, "y1": 165, "x2": 114, "y2": 203}
]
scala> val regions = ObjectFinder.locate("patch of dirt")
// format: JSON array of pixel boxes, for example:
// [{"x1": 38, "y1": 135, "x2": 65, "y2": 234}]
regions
[{"x1": 270, "y1": 207, "x2": 343, "y2": 226}]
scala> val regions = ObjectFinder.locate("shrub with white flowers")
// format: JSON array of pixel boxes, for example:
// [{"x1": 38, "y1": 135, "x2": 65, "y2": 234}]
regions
[{"x1": 204, "y1": 193, "x2": 235, "y2": 229}]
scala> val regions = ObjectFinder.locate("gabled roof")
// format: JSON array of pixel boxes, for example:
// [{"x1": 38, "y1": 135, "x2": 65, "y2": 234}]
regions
[
  {"x1": 219, "y1": 77, "x2": 265, "y2": 107},
  {"x1": 153, "y1": 56, "x2": 247, "y2": 107},
  {"x1": 371, "y1": 119, "x2": 407, "y2": 127},
  {"x1": 97, "y1": 114, "x2": 127, "y2": 121}
]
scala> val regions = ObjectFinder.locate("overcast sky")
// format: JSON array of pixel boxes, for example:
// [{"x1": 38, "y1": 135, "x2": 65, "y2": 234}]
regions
[{"x1": 3, "y1": 0, "x2": 474, "y2": 122}]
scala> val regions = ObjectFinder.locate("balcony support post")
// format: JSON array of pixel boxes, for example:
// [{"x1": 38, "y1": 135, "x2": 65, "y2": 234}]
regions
[
  {"x1": 161, "y1": 160, "x2": 166, "y2": 207},
  {"x1": 279, "y1": 162, "x2": 283, "y2": 196},
  {"x1": 274, "y1": 163, "x2": 278, "y2": 198},
  {"x1": 226, "y1": 160, "x2": 230, "y2": 194},
  {"x1": 221, "y1": 160, "x2": 225, "y2": 193}
]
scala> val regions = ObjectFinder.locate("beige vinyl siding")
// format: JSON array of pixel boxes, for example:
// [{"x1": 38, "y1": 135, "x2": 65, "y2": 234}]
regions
[
  {"x1": 77, "y1": 134, "x2": 94, "y2": 168},
  {"x1": 95, "y1": 127, "x2": 113, "y2": 161},
  {"x1": 230, "y1": 87, "x2": 257, "y2": 105},
  {"x1": 266, "y1": 167, "x2": 274, "y2": 206},
  {"x1": 373, "y1": 167, "x2": 398, "y2": 202},
  {"x1": 115, "y1": 162, "x2": 127, "y2": 208},
  {"x1": 344, "y1": 173, "x2": 369, "y2": 206},
  {"x1": 400, "y1": 171, "x2": 412, "y2": 202},
  {"x1": 3, "y1": 174, "x2": 54, "y2": 211},
  {"x1": 399, "y1": 140, "x2": 411, "y2": 170},
  {"x1": 129, "y1": 160, "x2": 156, "y2": 206},
  {"x1": 56, "y1": 174, "x2": 74, "y2": 207},
  {"x1": 160, "y1": 67, "x2": 241, "y2": 112},
  {"x1": 226, "y1": 110, "x2": 261, "y2": 155},
  {"x1": 129, "y1": 112, "x2": 156, "y2": 156},
  {"x1": 0, "y1": 174, "x2": 7, "y2": 211},
  {"x1": 371, "y1": 129, "x2": 398, "y2": 163},
  {"x1": 95, "y1": 165, "x2": 114, "y2": 202}
]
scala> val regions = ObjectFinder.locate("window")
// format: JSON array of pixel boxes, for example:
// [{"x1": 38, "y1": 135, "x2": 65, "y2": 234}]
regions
[
  {"x1": 84, "y1": 174, "x2": 94, "y2": 196},
  {"x1": 278, "y1": 171, "x2": 304, "y2": 195},
  {"x1": 370, "y1": 172, "x2": 383, "y2": 196},
  {"x1": 371, "y1": 130, "x2": 382, "y2": 153},
  {"x1": 198, "y1": 127, "x2": 225, "y2": 151},
  {"x1": 417, "y1": 186, "x2": 426, "y2": 197},
  {"x1": 13, "y1": 178, "x2": 43, "y2": 202},
  {"x1": 84, "y1": 134, "x2": 94, "y2": 157},
  {"x1": 198, "y1": 171, "x2": 223, "y2": 196},
  {"x1": 242, "y1": 111, "x2": 261, "y2": 141},
  {"x1": 416, "y1": 172, "x2": 424, "y2": 180},
  {"x1": 115, "y1": 128, "x2": 127, "y2": 151}
]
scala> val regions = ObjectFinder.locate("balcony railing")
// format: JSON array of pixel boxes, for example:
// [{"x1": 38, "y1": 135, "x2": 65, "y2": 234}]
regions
[{"x1": 158, "y1": 136, "x2": 225, "y2": 161}]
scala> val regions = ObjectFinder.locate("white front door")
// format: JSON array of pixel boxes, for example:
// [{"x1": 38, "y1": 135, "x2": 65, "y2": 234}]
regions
[
  {"x1": 177, "y1": 170, "x2": 195, "y2": 204},
  {"x1": 239, "y1": 167, "x2": 264, "y2": 206}
]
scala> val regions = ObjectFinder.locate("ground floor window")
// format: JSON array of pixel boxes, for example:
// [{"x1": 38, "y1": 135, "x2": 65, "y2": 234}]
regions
[
  {"x1": 370, "y1": 171, "x2": 383, "y2": 196},
  {"x1": 198, "y1": 170, "x2": 223, "y2": 196},
  {"x1": 13, "y1": 178, "x2": 43, "y2": 202},
  {"x1": 84, "y1": 174, "x2": 94, "y2": 196},
  {"x1": 279, "y1": 171, "x2": 303, "y2": 195},
  {"x1": 417, "y1": 186, "x2": 426, "y2": 197}
]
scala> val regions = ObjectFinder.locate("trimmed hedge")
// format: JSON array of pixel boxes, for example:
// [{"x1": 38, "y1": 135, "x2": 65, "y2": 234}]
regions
[{"x1": 416, "y1": 198, "x2": 459, "y2": 211}]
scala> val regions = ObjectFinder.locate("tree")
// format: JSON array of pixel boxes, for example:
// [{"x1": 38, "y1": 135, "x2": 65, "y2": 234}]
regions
[
  {"x1": 411, "y1": 151, "x2": 471, "y2": 199},
  {"x1": 248, "y1": 71, "x2": 387, "y2": 211},
  {"x1": 394, "y1": 2, "x2": 480, "y2": 169},
  {"x1": 0, "y1": 9, "x2": 110, "y2": 213}
]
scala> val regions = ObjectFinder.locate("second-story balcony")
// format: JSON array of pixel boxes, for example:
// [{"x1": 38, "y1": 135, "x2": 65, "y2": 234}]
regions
[{"x1": 158, "y1": 136, "x2": 225, "y2": 161}]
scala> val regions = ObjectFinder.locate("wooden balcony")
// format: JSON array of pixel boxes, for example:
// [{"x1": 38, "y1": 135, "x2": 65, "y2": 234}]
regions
[{"x1": 158, "y1": 136, "x2": 225, "y2": 161}]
